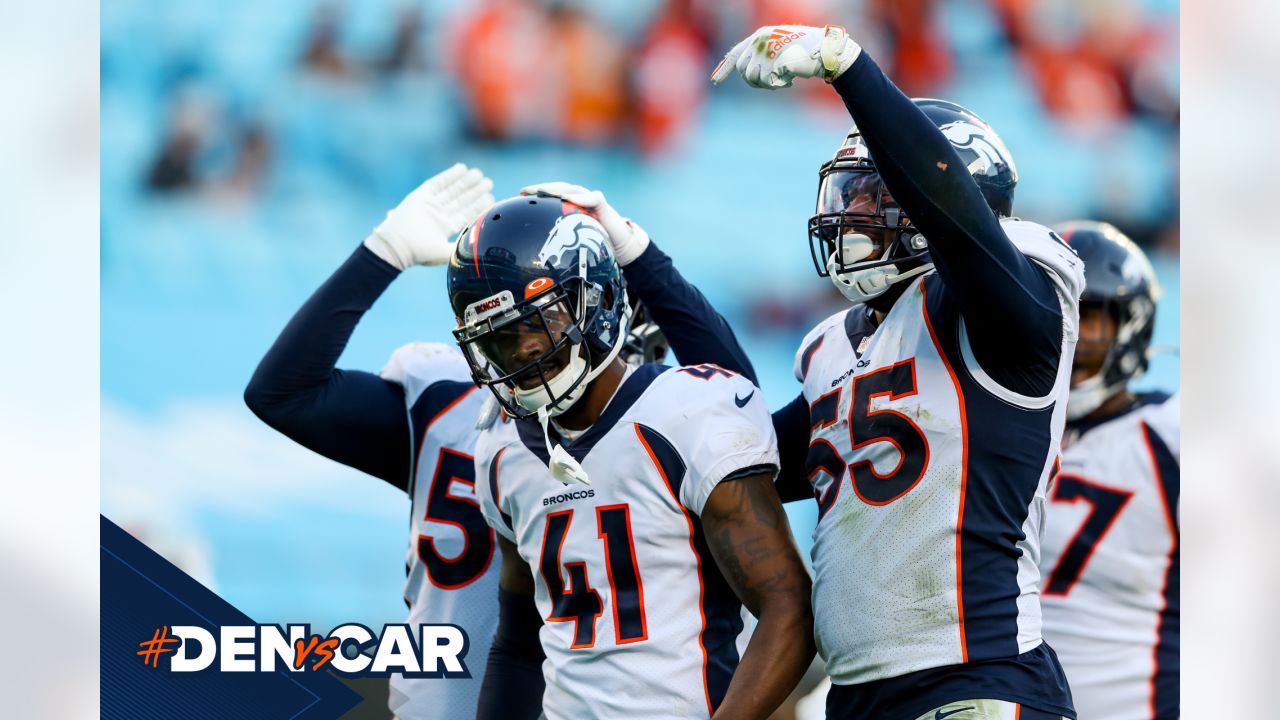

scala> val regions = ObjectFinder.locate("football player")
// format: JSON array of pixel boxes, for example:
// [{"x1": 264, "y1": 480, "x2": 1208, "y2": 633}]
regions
[
  {"x1": 1039, "y1": 222, "x2": 1178, "y2": 719},
  {"x1": 713, "y1": 25, "x2": 1085, "y2": 720},
  {"x1": 244, "y1": 166, "x2": 764, "y2": 719},
  {"x1": 450, "y1": 194, "x2": 815, "y2": 720}
]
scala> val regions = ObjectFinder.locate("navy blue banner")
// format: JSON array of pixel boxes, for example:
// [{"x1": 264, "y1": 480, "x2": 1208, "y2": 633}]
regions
[{"x1": 101, "y1": 515, "x2": 364, "y2": 719}]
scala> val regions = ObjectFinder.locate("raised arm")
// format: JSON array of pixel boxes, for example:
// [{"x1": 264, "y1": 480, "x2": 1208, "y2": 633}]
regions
[
  {"x1": 622, "y1": 241, "x2": 757, "y2": 384},
  {"x1": 827, "y1": 52, "x2": 1061, "y2": 378},
  {"x1": 243, "y1": 245, "x2": 412, "y2": 486},
  {"x1": 244, "y1": 164, "x2": 493, "y2": 489},
  {"x1": 701, "y1": 473, "x2": 816, "y2": 719},
  {"x1": 713, "y1": 25, "x2": 1065, "y2": 395},
  {"x1": 476, "y1": 537, "x2": 545, "y2": 720}
]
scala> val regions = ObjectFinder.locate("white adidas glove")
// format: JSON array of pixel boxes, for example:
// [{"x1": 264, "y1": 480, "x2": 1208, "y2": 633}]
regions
[
  {"x1": 364, "y1": 163, "x2": 495, "y2": 270},
  {"x1": 711, "y1": 24, "x2": 861, "y2": 90},
  {"x1": 519, "y1": 182, "x2": 651, "y2": 266}
]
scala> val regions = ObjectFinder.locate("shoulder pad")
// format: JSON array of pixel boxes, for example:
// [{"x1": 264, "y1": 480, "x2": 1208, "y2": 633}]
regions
[
  {"x1": 1001, "y1": 218, "x2": 1086, "y2": 303},
  {"x1": 1142, "y1": 392, "x2": 1180, "y2": 460},
  {"x1": 380, "y1": 342, "x2": 472, "y2": 405},
  {"x1": 794, "y1": 310, "x2": 848, "y2": 382}
]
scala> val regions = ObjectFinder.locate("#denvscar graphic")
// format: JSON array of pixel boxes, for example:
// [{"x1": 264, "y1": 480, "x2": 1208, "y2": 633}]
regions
[{"x1": 136, "y1": 622, "x2": 471, "y2": 677}]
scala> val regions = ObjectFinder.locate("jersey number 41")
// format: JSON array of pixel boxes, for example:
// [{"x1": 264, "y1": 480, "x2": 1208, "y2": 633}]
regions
[{"x1": 539, "y1": 505, "x2": 647, "y2": 649}]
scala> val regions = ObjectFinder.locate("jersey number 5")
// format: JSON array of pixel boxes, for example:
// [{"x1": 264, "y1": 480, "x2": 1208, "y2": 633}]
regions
[
  {"x1": 417, "y1": 448, "x2": 496, "y2": 589},
  {"x1": 539, "y1": 505, "x2": 647, "y2": 649}
]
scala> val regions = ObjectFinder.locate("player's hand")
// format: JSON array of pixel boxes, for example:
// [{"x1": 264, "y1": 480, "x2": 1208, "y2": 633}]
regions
[
  {"x1": 520, "y1": 182, "x2": 650, "y2": 266},
  {"x1": 364, "y1": 163, "x2": 495, "y2": 270},
  {"x1": 710, "y1": 24, "x2": 861, "y2": 90}
]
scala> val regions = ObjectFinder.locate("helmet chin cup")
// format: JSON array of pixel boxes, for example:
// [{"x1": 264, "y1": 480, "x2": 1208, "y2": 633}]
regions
[
  {"x1": 840, "y1": 231, "x2": 877, "y2": 264},
  {"x1": 827, "y1": 252, "x2": 893, "y2": 303},
  {"x1": 512, "y1": 347, "x2": 589, "y2": 417},
  {"x1": 826, "y1": 232, "x2": 892, "y2": 303}
]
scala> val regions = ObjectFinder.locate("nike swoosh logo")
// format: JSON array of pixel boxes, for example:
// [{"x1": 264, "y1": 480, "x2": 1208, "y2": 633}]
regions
[
  {"x1": 935, "y1": 707, "x2": 975, "y2": 720},
  {"x1": 734, "y1": 391, "x2": 755, "y2": 408}
]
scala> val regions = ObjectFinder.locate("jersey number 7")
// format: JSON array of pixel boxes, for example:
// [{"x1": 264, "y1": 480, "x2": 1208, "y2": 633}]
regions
[
  {"x1": 1043, "y1": 474, "x2": 1134, "y2": 596},
  {"x1": 539, "y1": 505, "x2": 648, "y2": 649}
]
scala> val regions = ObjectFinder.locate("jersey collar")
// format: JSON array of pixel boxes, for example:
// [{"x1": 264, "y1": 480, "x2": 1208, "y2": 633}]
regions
[
  {"x1": 516, "y1": 363, "x2": 669, "y2": 464},
  {"x1": 1066, "y1": 390, "x2": 1172, "y2": 438},
  {"x1": 844, "y1": 306, "x2": 878, "y2": 358}
]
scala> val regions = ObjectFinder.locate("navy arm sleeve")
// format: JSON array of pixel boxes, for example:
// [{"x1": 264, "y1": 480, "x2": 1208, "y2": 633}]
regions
[
  {"x1": 476, "y1": 589, "x2": 546, "y2": 720},
  {"x1": 622, "y1": 240, "x2": 758, "y2": 385},
  {"x1": 243, "y1": 245, "x2": 412, "y2": 490},
  {"x1": 771, "y1": 392, "x2": 814, "y2": 504},
  {"x1": 831, "y1": 53, "x2": 1063, "y2": 395}
]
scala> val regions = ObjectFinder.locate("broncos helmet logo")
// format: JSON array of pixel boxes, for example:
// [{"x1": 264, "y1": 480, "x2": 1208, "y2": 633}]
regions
[
  {"x1": 537, "y1": 214, "x2": 610, "y2": 269},
  {"x1": 940, "y1": 121, "x2": 1015, "y2": 179}
]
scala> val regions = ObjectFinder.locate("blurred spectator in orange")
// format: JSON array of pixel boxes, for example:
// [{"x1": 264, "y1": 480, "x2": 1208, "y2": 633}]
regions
[
  {"x1": 987, "y1": 0, "x2": 1177, "y2": 129},
  {"x1": 631, "y1": 0, "x2": 712, "y2": 155},
  {"x1": 300, "y1": 4, "x2": 352, "y2": 78},
  {"x1": 450, "y1": 0, "x2": 552, "y2": 141},
  {"x1": 749, "y1": 0, "x2": 825, "y2": 27},
  {"x1": 377, "y1": 7, "x2": 428, "y2": 75},
  {"x1": 868, "y1": 0, "x2": 951, "y2": 96},
  {"x1": 740, "y1": 0, "x2": 860, "y2": 112},
  {"x1": 1031, "y1": 52, "x2": 1125, "y2": 128},
  {"x1": 546, "y1": 3, "x2": 628, "y2": 145}
]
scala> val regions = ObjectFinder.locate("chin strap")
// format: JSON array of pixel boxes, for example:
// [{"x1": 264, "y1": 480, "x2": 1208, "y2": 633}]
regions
[
  {"x1": 470, "y1": 389, "x2": 590, "y2": 485},
  {"x1": 537, "y1": 406, "x2": 591, "y2": 485},
  {"x1": 535, "y1": 309, "x2": 635, "y2": 487}
]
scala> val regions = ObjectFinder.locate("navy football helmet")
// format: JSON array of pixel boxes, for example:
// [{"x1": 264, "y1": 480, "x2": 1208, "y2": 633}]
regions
[
  {"x1": 448, "y1": 195, "x2": 631, "y2": 420},
  {"x1": 1056, "y1": 221, "x2": 1161, "y2": 420},
  {"x1": 809, "y1": 98, "x2": 1018, "y2": 303}
]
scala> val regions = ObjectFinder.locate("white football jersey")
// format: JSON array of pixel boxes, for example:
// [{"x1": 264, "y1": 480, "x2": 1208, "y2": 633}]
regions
[
  {"x1": 1040, "y1": 393, "x2": 1180, "y2": 720},
  {"x1": 475, "y1": 364, "x2": 777, "y2": 720},
  {"x1": 796, "y1": 219, "x2": 1084, "y2": 687},
  {"x1": 380, "y1": 343, "x2": 498, "y2": 720}
]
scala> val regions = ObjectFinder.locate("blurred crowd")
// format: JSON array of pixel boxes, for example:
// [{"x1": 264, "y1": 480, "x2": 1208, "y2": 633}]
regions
[
  {"x1": 103, "y1": 0, "x2": 1178, "y2": 336},
  {"x1": 110, "y1": 0, "x2": 1177, "y2": 244}
]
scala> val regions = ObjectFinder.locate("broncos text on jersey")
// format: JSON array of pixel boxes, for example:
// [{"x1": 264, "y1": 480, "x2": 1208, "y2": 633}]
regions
[
  {"x1": 475, "y1": 363, "x2": 778, "y2": 720},
  {"x1": 1040, "y1": 393, "x2": 1179, "y2": 720}
]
